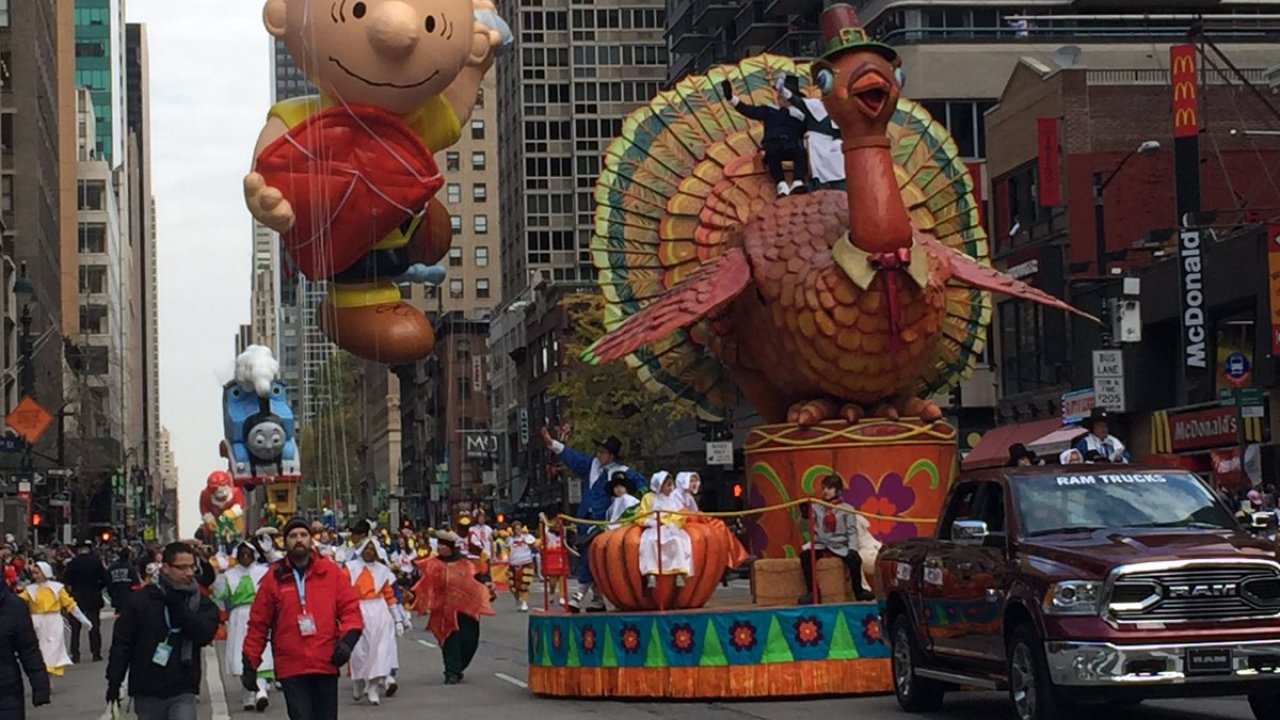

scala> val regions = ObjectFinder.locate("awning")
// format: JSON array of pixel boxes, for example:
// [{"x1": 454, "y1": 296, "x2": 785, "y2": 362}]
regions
[
  {"x1": 962, "y1": 417, "x2": 1065, "y2": 470},
  {"x1": 1026, "y1": 425, "x2": 1085, "y2": 457}
]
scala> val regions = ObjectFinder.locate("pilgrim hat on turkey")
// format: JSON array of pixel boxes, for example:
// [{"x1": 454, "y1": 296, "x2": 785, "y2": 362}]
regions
[
  {"x1": 595, "y1": 436, "x2": 624, "y2": 458},
  {"x1": 817, "y1": 3, "x2": 900, "y2": 65}
]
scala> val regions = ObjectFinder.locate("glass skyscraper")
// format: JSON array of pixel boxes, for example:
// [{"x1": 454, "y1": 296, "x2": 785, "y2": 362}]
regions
[{"x1": 74, "y1": 0, "x2": 124, "y2": 164}]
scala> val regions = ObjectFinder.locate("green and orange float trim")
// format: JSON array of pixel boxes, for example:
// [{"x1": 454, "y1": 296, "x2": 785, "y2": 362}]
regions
[{"x1": 527, "y1": 601, "x2": 891, "y2": 699}]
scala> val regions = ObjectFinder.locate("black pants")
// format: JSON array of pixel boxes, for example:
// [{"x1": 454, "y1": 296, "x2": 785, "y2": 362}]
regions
[
  {"x1": 799, "y1": 550, "x2": 869, "y2": 600},
  {"x1": 0, "y1": 686, "x2": 25, "y2": 720},
  {"x1": 280, "y1": 674, "x2": 338, "y2": 720},
  {"x1": 441, "y1": 615, "x2": 480, "y2": 679},
  {"x1": 763, "y1": 141, "x2": 808, "y2": 184},
  {"x1": 70, "y1": 599, "x2": 103, "y2": 660}
]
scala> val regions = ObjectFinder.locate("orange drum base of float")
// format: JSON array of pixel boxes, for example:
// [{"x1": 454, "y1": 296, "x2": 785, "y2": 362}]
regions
[
  {"x1": 744, "y1": 419, "x2": 957, "y2": 558},
  {"x1": 527, "y1": 601, "x2": 892, "y2": 699}
]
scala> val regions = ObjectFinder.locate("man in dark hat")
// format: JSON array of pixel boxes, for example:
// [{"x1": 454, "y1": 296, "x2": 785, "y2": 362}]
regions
[
  {"x1": 1006, "y1": 443, "x2": 1033, "y2": 468},
  {"x1": 63, "y1": 539, "x2": 108, "y2": 662},
  {"x1": 540, "y1": 427, "x2": 648, "y2": 612},
  {"x1": 1072, "y1": 408, "x2": 1129, "y2": 463}
]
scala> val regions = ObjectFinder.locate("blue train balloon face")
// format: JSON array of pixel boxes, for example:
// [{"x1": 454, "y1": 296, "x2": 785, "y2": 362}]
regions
[{"x1": 223, "y1": 379, "x2": 301, "y2": 484}]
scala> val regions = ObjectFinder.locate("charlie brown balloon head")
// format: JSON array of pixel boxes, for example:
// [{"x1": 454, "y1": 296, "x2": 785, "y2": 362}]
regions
[{"x1": 264, "y1": 0, "x2": 500, "y2": 115}]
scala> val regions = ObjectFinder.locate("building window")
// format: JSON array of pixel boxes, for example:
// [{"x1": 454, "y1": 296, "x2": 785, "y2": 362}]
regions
[
  {"x1": 449, "y1": 247, "x2": 463, "y2": 267},
  {"x1": 472, "y1": 183, "x2": 487, "y2": 202},
  {"x1": 471, "y1": 119, "x2": 486, "y2": 140},
  {"x1": 475, "y1": 88, "x2": 484, "y2": 108},
  {"x1": 474, "y1": 215, "x2": 488, "y2": 234},
  {"x1": 471, "y1": 151, "x2": 486, "y2": 170},
  {"x1": 79, "y1": 265, "x2": 107, "y2": 294},
  {"x1": 446, "y1": 151, "x2": 460, "y2": 171},
  {"x1": 450, "y1": 215, "x2": 462, "y2": 233},
  {"x1": 998, "y1": 300, "x2": 1052, "y2": 396},
  {"x1": 78, "y1": 223, "x2": 107, "y2": 253},
  {"x1": 79, "y1": 304, "x2": 109, "y2": 334},
  {"x1": 1, "y1": 175, "x2": 11, "y2": 213},
  {"x1": 475, "y1": 246, "x2": 489, "y2": 267},
  {"x1": 918, "y1": 99, "x2": 995, "y2": 159},
  {"x1": 449, "y1": 279, "x2": 464, "y2": 298},
  {"x1": 476, "y1": 278, "x2": 491, "y2": 298},
  {"x1": 0, "y1": 0, "x2": 9, "y2": 27},
  {"x1": 78, "y1": 180, "x2": 106, "y2": 210},
  {"x1": 82, "y1": 345, "x2": 109, "y2": 375},
  {"x1": 447, "y1": 183, "x2": 461, "y2": 204}
]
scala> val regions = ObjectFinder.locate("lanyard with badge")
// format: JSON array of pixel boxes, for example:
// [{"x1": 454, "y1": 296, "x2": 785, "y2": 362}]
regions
[
  {"x1": 152, "y1": 607, "x2": 179, "y2": 666},
  {"x1": 294, "y1": 567, "x2": 317, "y2": 636}
]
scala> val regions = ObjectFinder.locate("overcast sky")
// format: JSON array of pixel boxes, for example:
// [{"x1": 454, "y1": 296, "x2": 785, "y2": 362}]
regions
[{"x1": 130, "y1": 2, "x2": 268, "y2": 534}]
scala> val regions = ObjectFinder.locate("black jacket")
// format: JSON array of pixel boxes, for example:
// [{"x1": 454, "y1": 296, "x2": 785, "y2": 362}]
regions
[
  {"x1": 730, "y1": 99, "x2": 805, "y2": 147},
  {"x1": 106, "y1": 559, "x2": 140, "y2": 609},
  {"x1": 0, "y1": 582, "x2": 49, "y2": 712},
  {"x1": 63, "y1": 552, "x2": 108, "y2": 607},
  {"x1": 106, "y1": 581, "x2": 219, "y2": 700}
]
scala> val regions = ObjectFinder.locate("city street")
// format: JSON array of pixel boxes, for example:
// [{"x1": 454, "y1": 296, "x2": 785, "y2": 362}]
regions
[{"x1": 23, "y1": 591, "x2": 1256, "y2": 720}]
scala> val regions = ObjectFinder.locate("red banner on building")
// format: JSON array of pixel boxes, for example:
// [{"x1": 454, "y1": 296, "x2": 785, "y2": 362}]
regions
[
  {"x1": 965, "y1": 161, "x2": 986, "y2": 230},
  {"x1": 1035, "y1": 117, "x2": 1061, "y2": 206},
  {"x1": 1270, "y1": 223, "x2": 1280, "y2": 355},
  {"x1": 1170, "y1": 44, "x2": 1198, "y2": 139}
]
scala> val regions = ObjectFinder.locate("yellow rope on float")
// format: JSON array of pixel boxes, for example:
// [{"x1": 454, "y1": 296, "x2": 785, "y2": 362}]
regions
[
  {"x1": 745, "y1": 421, "x2": 956, "y2": 450},
  {"x1": 550, "y1": 497, "x2": 936, "y2": 527}
]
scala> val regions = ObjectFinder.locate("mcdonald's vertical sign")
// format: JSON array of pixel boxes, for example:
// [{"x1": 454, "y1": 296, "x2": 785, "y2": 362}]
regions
[
  {"x1": 1171, "y1": 45, "x2": 1198, "y2": 138},
  {"x1": 1036, "y1": 118, "x2": 1062, "y2": 206}
]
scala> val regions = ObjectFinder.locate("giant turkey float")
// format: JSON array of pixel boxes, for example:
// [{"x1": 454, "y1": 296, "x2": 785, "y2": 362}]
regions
[{"x1": 526, "y1": 4, "x2": 1090, "y2": 701}]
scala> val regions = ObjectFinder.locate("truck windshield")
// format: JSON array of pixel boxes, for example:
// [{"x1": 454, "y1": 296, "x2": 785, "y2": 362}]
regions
[{"x1": 1014, "y1": 471, "x2": 1237, "y2": 537}]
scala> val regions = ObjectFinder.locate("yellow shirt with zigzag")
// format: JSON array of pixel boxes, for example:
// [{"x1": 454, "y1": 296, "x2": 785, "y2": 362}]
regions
[{"x1": 267, "y1": 94, "x2": 460, "y2": 251}]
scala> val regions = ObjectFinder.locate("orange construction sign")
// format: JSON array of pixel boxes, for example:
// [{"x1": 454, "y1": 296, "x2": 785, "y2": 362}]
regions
[{"x1": 5, "y1": 397, "x2": 52, "y2": 445}]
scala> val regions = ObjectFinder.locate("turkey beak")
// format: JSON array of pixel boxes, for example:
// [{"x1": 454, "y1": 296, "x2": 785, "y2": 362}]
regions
[{"x1": 847, "y1": 69, "x2": 893, "y2": 119}]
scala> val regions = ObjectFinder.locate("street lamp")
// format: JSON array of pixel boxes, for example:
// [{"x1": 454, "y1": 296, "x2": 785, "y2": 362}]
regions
[
  {"x1": 13, "y1": 261, "x2": 34, "y2": 398},
  {"x1": 1093, "y1": 140, "x2": 1161, "y2": 275}
]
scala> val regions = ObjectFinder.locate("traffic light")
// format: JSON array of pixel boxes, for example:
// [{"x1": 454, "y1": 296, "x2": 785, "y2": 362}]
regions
[
  {"x1": 99, "y1": 528, "x2": 113, "y2": 544},
  {"x1": 29, "y1": 512, "x2": 42, "y2": 528},
  {"x1": 732, "y1": 483, "x2": 743, "y2": 499},
  {"x1": 400, "y1": 518, "x2": 413, "y2": 531},
  {"x1": 496, "y1": 513, "x2": 505, "y2": 524}
]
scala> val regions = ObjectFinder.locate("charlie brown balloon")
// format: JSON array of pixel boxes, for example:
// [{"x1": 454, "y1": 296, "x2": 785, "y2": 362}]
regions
[{"x1": 245, "y1": 0, "x2": 511, "y2": 364}]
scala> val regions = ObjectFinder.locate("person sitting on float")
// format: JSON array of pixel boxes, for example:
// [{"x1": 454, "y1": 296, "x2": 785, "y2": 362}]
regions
[
  {"x1": 634, "y1": 472, "x2": 694, "y2": 590},
  {"x1": 798, "y1": 474, "x2": 877, "y2": 604},
  {"x1": 1071, "y1": 408, "x2": 1130, "y2": 463},
  {"x1": 606, "y1": 473, "x2": 641, "y2": 529}
]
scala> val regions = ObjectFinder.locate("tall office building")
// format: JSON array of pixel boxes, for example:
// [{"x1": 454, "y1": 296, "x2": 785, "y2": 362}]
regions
[
  {"x1": 490, "y1": 1, "x2": 667, "y2": 508},
  {"x1": 73, "y1": 0, "x2": 126, "y2": 164}
]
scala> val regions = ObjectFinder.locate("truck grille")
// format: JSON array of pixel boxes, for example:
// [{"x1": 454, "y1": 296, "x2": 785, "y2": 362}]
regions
[{"x1": 1108, "y1": 564, "x2": 1280, "y2": 623}]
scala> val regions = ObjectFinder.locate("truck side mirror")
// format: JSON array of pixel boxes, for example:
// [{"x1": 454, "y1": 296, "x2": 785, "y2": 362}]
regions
[
  {"x1": 951, "y1": 519, "x2": 989, "y2": 545},
  {"x1": 1249, "y1": 512, "x2": 1275, "y2": 531}
]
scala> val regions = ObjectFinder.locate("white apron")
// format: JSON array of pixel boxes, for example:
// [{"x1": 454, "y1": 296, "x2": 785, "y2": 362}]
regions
[
  {"x1": 802, "y1": 98, "x2": 845, "y2": 183},
  {"x1": 216, "y1": 564, "x2": 274, "y2": 677},
  {"x1": 346, "y1": 558, "x2": 396, "y2": 682},
  {"x1": 638, "y1": 486, "x2": 694, "y2": 577},
  {"x1": 32, "y1": 611, "x2": 72, "y2": 669}
]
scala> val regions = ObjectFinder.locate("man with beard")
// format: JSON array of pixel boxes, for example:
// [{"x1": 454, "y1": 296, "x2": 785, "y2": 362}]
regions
[
  {"x1": 105, "y1": 542, "x2": 220, "y2": 720},
  {"x1": 63, "y1": 539, "x2": 108, "y2": 662},
  {"x1": 244, "y1": 517, "x2": 363, "y2": 720}
]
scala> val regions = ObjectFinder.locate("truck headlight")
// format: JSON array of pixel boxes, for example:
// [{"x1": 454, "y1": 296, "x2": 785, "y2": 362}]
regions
[{"x1": 1043, "y1": 580, "x2": 1103, "y2": 615}]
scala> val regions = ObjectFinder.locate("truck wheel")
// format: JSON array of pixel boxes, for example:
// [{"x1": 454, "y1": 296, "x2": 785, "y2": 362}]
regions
[
  {"x1": 890, "y1": 616, "x2": 945, "y2": 712},
  {"x1": 1007, "y1": 626, "x2": 1062, "y2": 720},
  {"x1": 1248, "y1": 692, "x2": 1279, "y2": 720}
]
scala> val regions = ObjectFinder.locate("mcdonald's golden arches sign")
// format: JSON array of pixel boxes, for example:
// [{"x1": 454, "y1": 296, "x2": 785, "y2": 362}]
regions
[{"x1": 1170, "y1": 44, "x2": 1198, "y2": 138}]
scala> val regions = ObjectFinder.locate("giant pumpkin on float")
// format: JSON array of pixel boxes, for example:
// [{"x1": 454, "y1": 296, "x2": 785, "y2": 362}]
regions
[{"x1": 588, "y1": 523, "x2": 730, "y2": 611}]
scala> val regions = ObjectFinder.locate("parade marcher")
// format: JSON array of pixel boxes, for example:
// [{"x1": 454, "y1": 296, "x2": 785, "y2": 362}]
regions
[
  {"x1": 344, "y1": 538, "x2": 398, "y2": 706},
  {"x1": 506, "y1": 521, "x2": 538, "y2": 612},
  {"x1": 107, "y1": 547, "x2": 141, "y2": 613},
  {"x1": 779, "y1": 77, "x2": 845, "y2": 190},
  {"x1": 605, "y1": 473, "x2": 641, "y2": 530},
  {"x1": 63, "y1": 539, "x2": 109, "y2": 663},
  {"x1": 243, "y1": 517, "x2": 363, "y2": 720},
  {"x1": 0, "y1": 569, "x2": 49, "y2": 719},
  {"x1": 467, "y1": 510, "x2": 495, "y2": 571},
  {"x1": 798, "y1": 475, "x2": 878, "y2": 603},
  {"x1": 19, "y1": 562, "x2": 92, "y2": 677},
  {"x1": 105, "y1": 542, "x2": 221, "y2": 720},
  {"x1": 535, "y1": 515, "x2": 567, "y2": 607},
  {"x1": 212, "y1": 541, "x2": 273, "y2": 712},
  {"x1": 634, "y1": 472, "x2": 694, "y2": 589},
  {"x1": 1071, "y1": 408, "x2": 1130, "y2": 463},
  {"x1": 722, "y1": 75, "x2": 809, "y2": 197},
  {"x1": 540, "y1": 427, "x2": 647, "y2": 612},
  {"x1": 411, "y1": 531, "x2": 494, "y2": 685}
]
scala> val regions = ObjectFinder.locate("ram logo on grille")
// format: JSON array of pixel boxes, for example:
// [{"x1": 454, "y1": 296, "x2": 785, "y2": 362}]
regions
[{"x1": 1166, "y1": 584, "x2": 1238, "y2": 598}]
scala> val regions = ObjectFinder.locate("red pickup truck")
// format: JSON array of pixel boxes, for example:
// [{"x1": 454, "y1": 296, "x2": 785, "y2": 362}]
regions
[{"x1": 877, "y1": 465, "x2": 1280, "y2": 720}]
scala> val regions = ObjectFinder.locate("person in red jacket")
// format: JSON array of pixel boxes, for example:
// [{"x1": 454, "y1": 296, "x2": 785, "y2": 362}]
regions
[{"x1": 242, "y1": 517, "x2": 362, "y2": 720}]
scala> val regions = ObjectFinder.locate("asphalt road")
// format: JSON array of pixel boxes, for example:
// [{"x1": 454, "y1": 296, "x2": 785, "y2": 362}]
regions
[{"x1": 20, "y1": 588, "x2": 1258, "y2": 720}]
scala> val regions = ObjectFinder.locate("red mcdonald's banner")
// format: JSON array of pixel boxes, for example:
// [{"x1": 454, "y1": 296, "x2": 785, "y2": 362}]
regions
[
  {"x1": 1171, "y1": 44, "x2": 1198, "y2": 138},
  {"x1": 1036, "y1": 117, "x2": 1061, "y2": 206},
  {"x1": 1269, "y1": 223, "x2": 1280, "y2": 355}
]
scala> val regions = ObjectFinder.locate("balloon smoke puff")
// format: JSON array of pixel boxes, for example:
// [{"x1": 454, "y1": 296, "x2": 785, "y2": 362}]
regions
[{"x1": 235, "y1": 345, "x2": 280, "y2": 398}]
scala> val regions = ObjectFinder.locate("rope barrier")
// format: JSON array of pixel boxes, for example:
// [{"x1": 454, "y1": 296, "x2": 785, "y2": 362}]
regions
[{"x1": 549, "y1": 497, "x2": 936, "y2": 527}]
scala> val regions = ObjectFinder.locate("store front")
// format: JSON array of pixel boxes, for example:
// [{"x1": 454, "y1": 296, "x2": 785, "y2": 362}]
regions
[{"x1": 1148, "y1": 403, "x2": 1268, "y2": 489}]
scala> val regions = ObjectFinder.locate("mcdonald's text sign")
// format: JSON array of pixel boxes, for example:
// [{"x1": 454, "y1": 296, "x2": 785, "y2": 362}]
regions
[{"x1": 1171, "y1": 45, "x2": 1198, "y2": 138}]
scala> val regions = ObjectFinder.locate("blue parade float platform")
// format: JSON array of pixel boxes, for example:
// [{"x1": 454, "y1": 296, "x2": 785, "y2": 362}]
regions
[{"x1": 527, "y1": 601, "x2": 891, "y2": 699}]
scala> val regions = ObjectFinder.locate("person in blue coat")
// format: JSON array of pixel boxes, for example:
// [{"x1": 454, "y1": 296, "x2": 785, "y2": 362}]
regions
[{"x1": 540, "y1": 428, "x2": 648, "y2": 612}]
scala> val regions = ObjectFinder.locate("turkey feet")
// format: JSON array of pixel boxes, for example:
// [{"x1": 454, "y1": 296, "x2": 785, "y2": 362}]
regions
[
  {"x1": 870, "y1": 396, "x2": 943, "y2": 422},
  {"x1": 786, "y1": 399, "x2": 867, "y2": 426}
]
